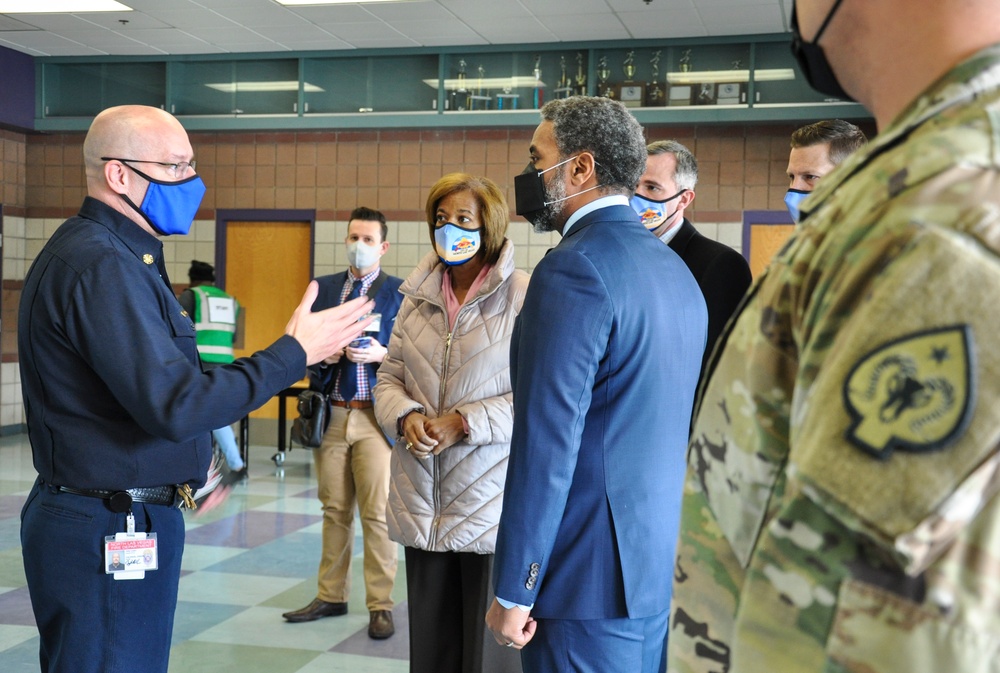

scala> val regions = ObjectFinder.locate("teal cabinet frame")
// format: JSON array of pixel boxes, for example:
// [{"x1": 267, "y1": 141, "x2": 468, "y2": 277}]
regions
[{"x1": 34, "y1": 34, "x2": 868, "y2": 131}]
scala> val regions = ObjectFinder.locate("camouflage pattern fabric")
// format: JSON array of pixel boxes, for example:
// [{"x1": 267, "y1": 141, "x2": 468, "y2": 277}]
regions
[{"x1": 668, "y1": 43, "x2": 1000, "y2": 673}]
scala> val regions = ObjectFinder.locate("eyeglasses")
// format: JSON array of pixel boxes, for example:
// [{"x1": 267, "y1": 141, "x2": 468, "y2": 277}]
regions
[{"x1": 101, "y1": 157, "x2": 197, "y2": 179}]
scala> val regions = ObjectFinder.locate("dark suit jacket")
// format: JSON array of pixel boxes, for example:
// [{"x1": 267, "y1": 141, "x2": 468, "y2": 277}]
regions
[
  {"x1": 307, "y1": 270, "x2": 403, "y2": 395},
  {"x1": 493, "y1": 203, "x2": 707, "y2": 620},
  {"x1": 668, "y1": 219, "x2": 752, "y2": 377}
]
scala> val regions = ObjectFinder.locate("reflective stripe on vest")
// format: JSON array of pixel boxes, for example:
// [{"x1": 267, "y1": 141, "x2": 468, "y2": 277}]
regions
[{"x1": 191, "y1": 285, "x2": 237, "y2": 364}]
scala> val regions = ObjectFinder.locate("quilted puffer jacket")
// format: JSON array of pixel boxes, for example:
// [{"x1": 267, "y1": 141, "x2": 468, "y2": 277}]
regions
[{"x1": 374, "y1": 239, "x2": 528, "y2": 553}]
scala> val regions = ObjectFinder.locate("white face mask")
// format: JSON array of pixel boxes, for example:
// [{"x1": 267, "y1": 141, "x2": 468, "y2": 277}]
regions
[{"x1": 346, "y1": 240, "x2": 381, "y2": 270}]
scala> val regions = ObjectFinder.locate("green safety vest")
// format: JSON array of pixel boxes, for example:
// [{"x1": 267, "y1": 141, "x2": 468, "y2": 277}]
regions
[{"x1": 190, "y1": 285, "x2": 238, "y2": 364}]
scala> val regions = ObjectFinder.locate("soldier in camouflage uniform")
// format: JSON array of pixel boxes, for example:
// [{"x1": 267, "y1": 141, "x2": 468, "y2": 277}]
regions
[{"x1": 668, "y1": 1, "x2": 1000, "y2": 671}]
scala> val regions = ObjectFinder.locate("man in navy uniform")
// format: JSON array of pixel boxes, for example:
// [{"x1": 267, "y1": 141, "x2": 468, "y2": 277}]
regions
[{"x1": 18, "y1": 104, "x2": 373, "y2": 673}]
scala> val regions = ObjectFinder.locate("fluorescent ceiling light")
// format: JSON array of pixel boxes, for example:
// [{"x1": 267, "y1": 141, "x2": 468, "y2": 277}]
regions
[
  {"x1": 0, "y1": 0, "x2": 132, "y2": 11},
  {"x1": 205, "y1": 81, "x2": 325, "y2": 93},
  {"x1": 275, "y1": 0, "x2": 420, "y2": 5},
  {"x1": 666, "y1": 69, "x2": 795, "y2": 85},
  {"x1": 423, "y1": 77, "x2": 547, "y2": 91}
]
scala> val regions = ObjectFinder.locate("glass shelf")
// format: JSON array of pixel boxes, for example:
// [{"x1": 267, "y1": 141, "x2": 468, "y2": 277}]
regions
[
  {"x1": 34, "y1": 37, "x2": 869, "y2": 129},
  {"x1": 303, "y1": 54, "x2": 438, "y2": 114},
  {"x1": 753, "y1": 41, "x2": 850, "y2": 105},
  {"x1": 42, "y1": 62, "x2": 164, "y2": 117},
  {"x1": 436, "y1": 51, "x2": 588, "y2": 112},
  {"x1": 590, "y1": 44, "x2": 753, "y2": 109},
  {"x1": 170, "y1": 59, "x2": 299, "y2": 116}
]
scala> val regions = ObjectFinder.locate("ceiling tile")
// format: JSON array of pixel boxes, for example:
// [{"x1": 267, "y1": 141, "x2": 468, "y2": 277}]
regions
[
  {"x1": 362, "y1": 1, "x2": 457, "y2": 21},
  {"x1": 464, "y1": 19, "x2": 556, "y2": 45},
  {"x1": 285, "y1": 5, "x2": 383, "y2": 23},
  {"x1": 0, "y1": 14, "x2": 41, "y2": 31},
  {"x1": 0, "y1": 31, "x2": 104, "y2": 56},
  {"x1": 0, "y1": 0, "x2": 791, "y2": 57},
  {"x1": 381, "y1": 18, "x2": 480, "y2": 41},
  {"x1": 143, "y1": 8, "x2": 242, "y2": 30},
  {"x1": 538, "y1": 14, "x2": 631, "y2": 41},
  {"x1": 346, "y1": 35, "x2": 422, "y2": 49},
  {"x1": 617, "y1": 8, "x2": 707, "y2": 39},
  {"x1": 316, "y1": 21, "x2": 399, "y2": 40},
  {"x1": 281, "y1": 37, "x2": 356, "y2": 50}
]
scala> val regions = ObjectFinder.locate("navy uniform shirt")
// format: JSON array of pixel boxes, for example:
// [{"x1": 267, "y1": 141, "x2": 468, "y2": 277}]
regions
[{"x1": 18, "y1": 197, "x2": 305, "y2": 490}]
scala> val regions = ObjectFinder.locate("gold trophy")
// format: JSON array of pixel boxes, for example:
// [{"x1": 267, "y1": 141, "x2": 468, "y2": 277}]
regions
[
  {"x1": 598, "y1": 56, "x2": 613, "y2": 98},
  {"x1": 623, "y1": 50, "x2": 636, "y2": 81},
  {"x1": 619, "y1": 50, "x2": 644, "y2": 107},
  {"x1": 453, "y1": 58, "x2": 469, "y2": 111},
  {"x1": 555, "y1": 55, "x2": 572, "y2": 98},
  {"x1": 532, "y1": 54, "x2": 543, "y2": 108},
  {"x1": 647, "y1": 50, "x2": 663, "y2": 106},
  {"x1": 574, "y1": 52, "x2": 587, "y2": 96},
  {"x1": 470, "y1": 64, "x2": 491, "y2": 110},
  {"x1": 679, "y1": 49, "x2": 692, "y2": 72}
]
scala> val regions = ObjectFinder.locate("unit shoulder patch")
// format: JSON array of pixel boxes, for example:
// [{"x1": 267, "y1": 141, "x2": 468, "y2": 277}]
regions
[{"x1": 842, "y1": 325, "x2": 975, "y2": 460}]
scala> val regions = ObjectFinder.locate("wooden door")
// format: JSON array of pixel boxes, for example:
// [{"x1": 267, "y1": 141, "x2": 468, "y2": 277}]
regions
[
  {"x1": 748, "y1": 223, "x2": 796, "y2": 278},
  {"x1": 225, "y1": 220, "x2": 311, "y2": 419}
]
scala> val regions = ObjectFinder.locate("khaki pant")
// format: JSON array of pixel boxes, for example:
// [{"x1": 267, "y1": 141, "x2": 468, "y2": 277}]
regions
[{"x1": 313, "y1": 405, "x2": 397, "y2": 610}]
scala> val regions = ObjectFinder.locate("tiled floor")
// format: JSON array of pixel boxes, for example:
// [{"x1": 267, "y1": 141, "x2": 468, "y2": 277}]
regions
[{"x1": 0, "y1": 433, "x2": 410, "y2": 673}]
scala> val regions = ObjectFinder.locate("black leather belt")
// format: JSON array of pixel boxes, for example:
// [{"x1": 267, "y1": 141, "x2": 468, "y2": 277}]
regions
[{"x1": 57, "y1": 485, "x2": 181, "y2": 511}]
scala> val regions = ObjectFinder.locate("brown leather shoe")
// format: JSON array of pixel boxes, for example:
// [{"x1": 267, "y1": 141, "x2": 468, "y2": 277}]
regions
[
  {"x1": 281, "y1": 598, "x2": 348, "y2": 623},
  {"x1": 368, "y1": 609, "x2": 395, "y2": 639}
]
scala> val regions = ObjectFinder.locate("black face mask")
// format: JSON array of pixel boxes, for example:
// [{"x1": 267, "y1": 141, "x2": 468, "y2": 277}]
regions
[
  {"x1": 514, "y1": 162, "x2": 548, "y2": 227},
  {"x1": 790, "y1": 0, "x2": 853, "y2": 101}
]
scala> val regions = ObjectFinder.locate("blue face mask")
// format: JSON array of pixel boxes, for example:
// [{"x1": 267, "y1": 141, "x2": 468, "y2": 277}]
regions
[
  {"x1": 630, "y1": 190, "x2": 686, "y2": 230},
  {"x1": 434, "y1": 223, "x2": 481, "y2": 266},
  {"x1": 784, "y1": 188, "x2": 810, "y2": 223},
  {"x1": 120, "y1": 164, "x2": 207, "y2": 236}
]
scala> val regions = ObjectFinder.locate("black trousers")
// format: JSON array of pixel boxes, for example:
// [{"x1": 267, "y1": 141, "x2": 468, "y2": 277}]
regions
[{"x1": 404, "y1": 547, "x2": 522, "y2": 673}]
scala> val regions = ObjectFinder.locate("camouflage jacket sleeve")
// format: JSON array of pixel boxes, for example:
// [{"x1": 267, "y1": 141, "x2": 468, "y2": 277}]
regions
[{"x1": 669, "y1": 45, "x2": 1000, "y2": 672}]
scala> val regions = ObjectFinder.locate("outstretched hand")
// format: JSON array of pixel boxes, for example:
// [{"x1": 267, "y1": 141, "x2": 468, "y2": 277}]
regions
[{"x1": 285, "y1": 281, "x2": 374, "y2": 366}]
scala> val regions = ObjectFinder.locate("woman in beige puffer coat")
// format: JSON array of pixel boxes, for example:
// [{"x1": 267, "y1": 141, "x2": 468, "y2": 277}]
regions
[{"x1": 374, "y1": 173, "x2": 528, "y2": 673}]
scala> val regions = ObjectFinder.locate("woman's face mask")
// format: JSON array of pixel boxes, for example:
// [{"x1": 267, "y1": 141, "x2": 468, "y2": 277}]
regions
[{"x1": 434, "y1": 223, "x2": 481, "y2": 266}]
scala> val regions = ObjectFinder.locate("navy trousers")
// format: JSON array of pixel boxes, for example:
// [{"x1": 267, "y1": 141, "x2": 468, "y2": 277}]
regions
[
  {"x1": 21, "y1": 480, "x2": 185, "y2": 673},
  {"x1": 521, "y1": 608, "x2": 669, "y2": 673}
]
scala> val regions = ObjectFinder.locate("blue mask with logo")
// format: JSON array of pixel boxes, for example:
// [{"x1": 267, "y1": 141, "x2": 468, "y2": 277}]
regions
[
  {"x1": 784, "y1": 188, "x2": 810, "y2": 223},
  {"x1": 434, "y1": 223, "x2": 481, "y2": 266},
  {"x1": 121, "y1": 164, "x2": 207, "y2": 236},
  {"x1": 630, "y1": 190, "x2": 686, "y2": 230}
]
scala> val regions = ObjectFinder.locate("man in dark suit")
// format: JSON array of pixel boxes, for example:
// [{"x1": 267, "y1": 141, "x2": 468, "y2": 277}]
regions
[
  {"x1": 632, "y1": 140, "x2": 752, "y2": 379},
  {"x1": 282, "y1": 206, "x2": 403, "y2": 641},
  {"x1": 486, "y1": 96, "x2": 708, "y2": 673}
]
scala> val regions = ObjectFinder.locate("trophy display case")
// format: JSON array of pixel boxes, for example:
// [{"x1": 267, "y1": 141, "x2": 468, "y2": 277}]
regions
[
  {"x1": 39, "y1": 61, "x2": 164, "y2": 118},
  {"x1": 434, "y1": 51, "x2": 589, "y2": 112},
  {"x1": 593, "y1": 43, "x2": 753, "y2": 110},
  {"x1": 172, "y1": 59, "x2": 299, "y2": 116},
  {"x1": 35, "y1": 36, "x2": 866, "y2": 130},
  {"x1": 302, "y1": 54, "x2": 438, "y2": 114},
  {"x1": 752, "y1": 41, "x2": 852, "y2": 106}
]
